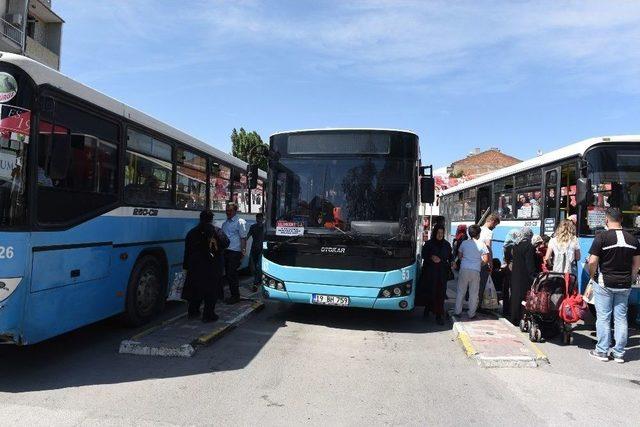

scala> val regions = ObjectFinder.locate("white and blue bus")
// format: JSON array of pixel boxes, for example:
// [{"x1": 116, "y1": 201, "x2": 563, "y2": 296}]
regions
[
  {"x1": 0, "y1": 53, "x2": 265, "y2": 345},
  {"x1": 439, "y1": 135, "x2": 640, "y2": 317},
  {"x1": 260, "y1": 129, "x2": 433, "y2": 311}
]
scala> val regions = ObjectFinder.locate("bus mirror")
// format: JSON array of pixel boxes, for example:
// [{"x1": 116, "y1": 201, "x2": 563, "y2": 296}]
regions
[
  {"x1": 576, "y1": 177, "x2": 592, "y2": 206},
  {"x1": 247, "y1": 163, "x2": 259, "y2": 189},
  {"x1": 421, "y1": 177, "x2": 435, "y2": 204}
]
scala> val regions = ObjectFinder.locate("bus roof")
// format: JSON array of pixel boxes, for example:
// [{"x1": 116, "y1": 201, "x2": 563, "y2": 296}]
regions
[
  {"x1": 0, "y1": 52, "x2": 266, "y2": 179},
  {"x1": 270, "y1": 128, "x2": 418, "y2": 138},
  {"x1": 439, "y1": 135, "x2": 640, "y2": 196}
]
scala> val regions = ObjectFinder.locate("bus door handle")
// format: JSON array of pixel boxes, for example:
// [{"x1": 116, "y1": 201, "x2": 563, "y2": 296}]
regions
[{"x1": 70, "y1": 269, "x2": 80, "y2": 278}]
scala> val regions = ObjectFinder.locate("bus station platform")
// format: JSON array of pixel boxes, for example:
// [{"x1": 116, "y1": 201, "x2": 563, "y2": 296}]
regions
[
  {"x1": 446, "y1": 280, "x2": 548, "y2": 367},
  {"x1": 451, "y1": 313, "x2": 548, "y2": 368},
  {"x1": 119, "y1": 278, "x2": 263, "y2": 357}
]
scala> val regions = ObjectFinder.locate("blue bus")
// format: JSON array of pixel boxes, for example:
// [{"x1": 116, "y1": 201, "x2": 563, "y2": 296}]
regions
[
  {"x1": 439, "y1": 135, "x2": 640, "y2": 319},
  {"x1": 0, "y1": 53, "x2": 265, "y2": 345},
  {"x1": 260, "y1": 129, "x2": 433, "y2": 310}
]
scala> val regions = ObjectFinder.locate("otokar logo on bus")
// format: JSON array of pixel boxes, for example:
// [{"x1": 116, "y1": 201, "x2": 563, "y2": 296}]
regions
[
  {"x1": 0, "y1": 73, "x2": 18, "y2": 103},
  {"x1": 321, "y1": 247, "x2": 346, "y2": 254}
]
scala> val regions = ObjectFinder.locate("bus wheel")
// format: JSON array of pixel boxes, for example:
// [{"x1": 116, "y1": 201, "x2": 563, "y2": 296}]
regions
[{"x1": 124, "y1": 255, "x2": 164, "y2": 326}]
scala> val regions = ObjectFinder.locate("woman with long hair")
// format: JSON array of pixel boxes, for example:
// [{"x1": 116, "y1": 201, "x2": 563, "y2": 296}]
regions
[
  {"x1": 544, "y1": 219, "x2": 581, "y2": 274},
  {"x1": 419, "y1": 224, "x2": 452, "y2": 324}
]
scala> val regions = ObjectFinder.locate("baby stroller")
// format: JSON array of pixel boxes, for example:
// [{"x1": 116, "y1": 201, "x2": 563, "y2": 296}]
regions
[{"x1": 520, "y1": 272, "x2": 577, "y2": 344}]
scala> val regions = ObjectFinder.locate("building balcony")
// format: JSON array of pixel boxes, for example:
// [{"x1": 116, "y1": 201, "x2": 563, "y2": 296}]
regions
[
  {"x1": 25, "y1": 35, "x2": 59, "y2": 69},
  {"x1": 0, "y1": 16, "x2": 24, "y2": 52}
]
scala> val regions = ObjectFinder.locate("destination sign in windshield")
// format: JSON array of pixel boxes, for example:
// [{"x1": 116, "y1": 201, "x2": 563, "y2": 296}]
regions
[{"x1": 287, "y1": 133, "x2": 390, "y2": 155}]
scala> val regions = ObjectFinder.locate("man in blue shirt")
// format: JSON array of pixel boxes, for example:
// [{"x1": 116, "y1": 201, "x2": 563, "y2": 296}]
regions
[{"x1": 222, "y1": 202, "x2": 248, "y2": 304}]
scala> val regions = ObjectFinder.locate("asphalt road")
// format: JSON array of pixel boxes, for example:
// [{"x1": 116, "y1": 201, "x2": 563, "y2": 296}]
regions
[{"x1": 1, "y1": 300, "x2": 639, "y2": 426}]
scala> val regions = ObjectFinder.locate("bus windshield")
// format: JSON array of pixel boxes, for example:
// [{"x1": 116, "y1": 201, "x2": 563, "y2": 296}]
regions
[
  {"x1": 583, "y1": 146, "x2": 640, "y2": 234},
  {"x1": 272, "y1": 156, "x2": 415, "y2": 237}
]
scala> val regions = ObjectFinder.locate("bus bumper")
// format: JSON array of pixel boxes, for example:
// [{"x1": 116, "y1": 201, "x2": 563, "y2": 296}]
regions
[{"x1": 261, "y1": 258, "x2": 417, "y2": 311}]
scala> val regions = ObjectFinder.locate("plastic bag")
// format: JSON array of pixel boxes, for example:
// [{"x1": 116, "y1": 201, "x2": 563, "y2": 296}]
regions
[
  {"x1": 168, "y1": 270, "x2": 187, "y2": 301},
  {"x1": 583, "y1": 280, "x2": 595, "y2": 305},
  {"x1": 482, "y1": 275, "x2": 500, "y2": 310}
]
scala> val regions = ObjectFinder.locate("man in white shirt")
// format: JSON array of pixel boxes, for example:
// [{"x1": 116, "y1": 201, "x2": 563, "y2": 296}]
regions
[
  {"x1": 221, "y1": 202, "x2": 248, "y2": 304},
  {"x1": 478, "y1": 213, "x2": 500, "y2": 305},
  {"x1": 455, "y1": 224, "x2": 490, "y2": 318}
]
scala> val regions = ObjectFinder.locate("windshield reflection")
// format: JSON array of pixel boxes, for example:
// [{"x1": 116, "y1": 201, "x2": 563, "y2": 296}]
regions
[
  {"x1": 273, "y1": 157, "x2": 415, "y2": 236},
  {"x1": 583, "y1": 146, "x2": 640, "y2": 234}
]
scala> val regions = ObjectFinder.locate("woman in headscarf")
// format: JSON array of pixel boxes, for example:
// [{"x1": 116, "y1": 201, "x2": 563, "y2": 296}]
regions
[
  {"x1": 501, "y1": 228, "x2": 521, "y2": 318},
  {"x1": 183, "y1": 215, "x2": 229, "y2": 322},
  {"x1": 419, "y1": 224, "x2": 452, "y2": 324},
  {"x1": 451, "y1": 224, "x2": 468, "y2": 272},
  {"x1": 509, "y1": 227, "x2": 537, "y2": 325}
]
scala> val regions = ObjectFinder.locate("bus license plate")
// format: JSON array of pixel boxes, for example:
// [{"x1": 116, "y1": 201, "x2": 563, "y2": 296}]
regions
[{"x1": 312, "y1": 294, "x2": 350, "y2": 306}]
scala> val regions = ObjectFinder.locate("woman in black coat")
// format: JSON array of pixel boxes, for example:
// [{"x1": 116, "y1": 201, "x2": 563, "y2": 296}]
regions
[
  {"x1": 182, "y1": 221, "x2": 230, "y2": 322},
  {"x1": 509, "y1": 227, "x2": 537, "y2": 326},
  {"x1": 419, "y1": 225, "x2": 452, "y2": 325}
]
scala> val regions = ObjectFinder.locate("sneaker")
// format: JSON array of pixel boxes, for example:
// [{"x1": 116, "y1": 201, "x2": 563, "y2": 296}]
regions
[
  {"x1": 589, "y1": 350, "x2": 609, "y2": 361},
  {"x1": 611, "y1": 353, "x2": 624, "y2": 364}
]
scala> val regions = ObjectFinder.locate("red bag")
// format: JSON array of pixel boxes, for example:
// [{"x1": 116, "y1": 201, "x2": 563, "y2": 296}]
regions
[{"x1": 558, "y1": 272, "x2": 587, "y2": 323}]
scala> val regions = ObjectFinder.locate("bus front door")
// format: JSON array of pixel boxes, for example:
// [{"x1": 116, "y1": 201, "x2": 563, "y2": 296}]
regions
[{"x1": 542, "y1": 168, "x2": 560, "y2": 237}]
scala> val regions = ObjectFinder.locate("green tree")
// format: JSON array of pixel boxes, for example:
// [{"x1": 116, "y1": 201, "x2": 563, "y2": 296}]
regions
[{"x1": 230, "y1": 128, "x2": 268, "y2": 171}]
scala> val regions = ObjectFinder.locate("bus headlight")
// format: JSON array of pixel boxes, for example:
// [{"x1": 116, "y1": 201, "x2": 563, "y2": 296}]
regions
[
  {"x1": 378, "y1": 281, "x2": 412, "y2": 298},
  {"x1": 262, "y1": 273, "x2": 286, "y2": 291}
]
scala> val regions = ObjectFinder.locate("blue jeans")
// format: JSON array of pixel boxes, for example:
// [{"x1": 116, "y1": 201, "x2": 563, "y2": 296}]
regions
[{"x1": 594, "y1": 284, "x2": 631, "y2": 357}]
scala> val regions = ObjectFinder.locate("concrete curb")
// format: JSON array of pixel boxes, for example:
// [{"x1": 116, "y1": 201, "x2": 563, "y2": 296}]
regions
[
  {"x1": 193, "y1": 300, "x2": 265, "y2": 347},
  {"x1": 451, "y1": 313, "x2": 548, "y2": 368},
  {"x1": 119, "y1": 299, "x2": 265, "y2": 357}
]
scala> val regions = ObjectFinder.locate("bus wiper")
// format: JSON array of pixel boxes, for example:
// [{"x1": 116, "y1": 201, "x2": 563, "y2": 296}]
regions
[
  {"x1": 337, "y1": 229, "x2": 393, "y2": 256},
  {"x1": 273, "y1": 235, "x2": 309, "y2": 250},
  {"x1": 272, "y1": 231, "x2": 328, "y2": 250}
]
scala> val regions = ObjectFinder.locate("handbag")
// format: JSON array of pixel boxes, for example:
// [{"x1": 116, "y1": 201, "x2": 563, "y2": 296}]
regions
[{"x1": 559, "y1": 271, "x2": 587, "y2": 323}]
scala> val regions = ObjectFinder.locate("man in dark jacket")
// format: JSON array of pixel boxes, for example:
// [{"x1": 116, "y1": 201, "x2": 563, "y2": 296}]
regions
[
  {"x1": 247, "y1": 213, "x2": 265, "y2": 291},
  {"x1": 182, "y1": 210, "x2": 230, "y2": 322}
]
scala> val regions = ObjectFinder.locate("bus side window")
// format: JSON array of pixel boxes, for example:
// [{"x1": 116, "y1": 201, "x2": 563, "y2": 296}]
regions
[
  {"x1": 124, "y1": 129, "x2": 173, "y2": 208},
  {"x1": 37, "y1": 101, "x2": 119, "y2": 225}
]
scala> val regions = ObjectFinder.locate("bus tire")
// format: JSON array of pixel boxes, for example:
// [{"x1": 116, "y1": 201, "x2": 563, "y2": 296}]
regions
[{"x1": 124, "y1": 255, "x2": 164, "y2": 326}]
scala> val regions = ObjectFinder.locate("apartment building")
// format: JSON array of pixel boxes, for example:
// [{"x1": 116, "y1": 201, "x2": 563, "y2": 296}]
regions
[{"x1": 0, "y1": 0, "x2": 63, "y2": 70}]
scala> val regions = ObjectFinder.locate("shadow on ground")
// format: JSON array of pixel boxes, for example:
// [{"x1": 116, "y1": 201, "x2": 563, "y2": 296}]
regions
[{"x1": 0, "y1": 295, "x2": 449, "y2": 393}]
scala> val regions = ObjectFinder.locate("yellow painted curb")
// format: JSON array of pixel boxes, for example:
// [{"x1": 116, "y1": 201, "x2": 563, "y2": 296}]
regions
[
  {"x1": 194, "y1": 300, "x2": 265, "y2": 346},
  {"x1": 526, "y1": 340, "x2": 549, "y2": 362},
  {"x1": 130, "y1": 312, "x2": 187, "y2": 341},
  {"x1": 457, "y1": 331, "x2": 478, "y2": 357}
]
